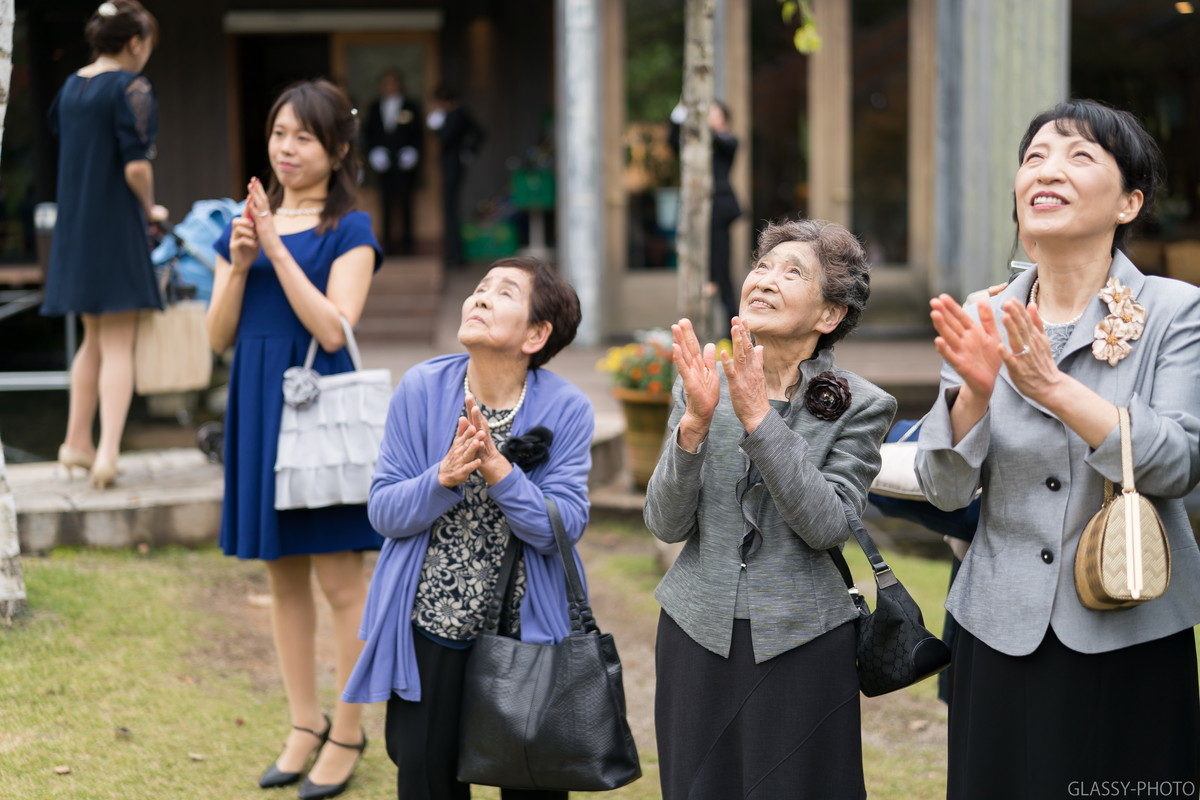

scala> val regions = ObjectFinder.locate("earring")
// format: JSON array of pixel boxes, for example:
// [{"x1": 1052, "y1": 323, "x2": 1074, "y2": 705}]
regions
[{"x1": 1118, "y1": 213, "x2": 1126, "y2": 221}]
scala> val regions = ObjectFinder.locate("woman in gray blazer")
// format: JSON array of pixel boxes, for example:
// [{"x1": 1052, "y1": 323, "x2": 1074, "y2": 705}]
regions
[
  {"x1": 917, "y1": 100, "x2": 1200, "y2": 798},
  {"x1": 645, "y1": 219, "x2": 896, "y2": 800}
]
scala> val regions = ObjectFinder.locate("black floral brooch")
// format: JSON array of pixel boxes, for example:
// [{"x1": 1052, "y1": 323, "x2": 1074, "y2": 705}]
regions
[
  {"x1": 803, "y1": 371, "x2": 852, "y2": 421},
  {"x1": 500, "y1": 426, "x2": 554, "y2": 471}
]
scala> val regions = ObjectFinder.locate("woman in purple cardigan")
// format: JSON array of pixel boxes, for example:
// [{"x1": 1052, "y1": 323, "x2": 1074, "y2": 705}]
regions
[{"x1": 344, "y1": 256, "x2": 591, "y2": 800}]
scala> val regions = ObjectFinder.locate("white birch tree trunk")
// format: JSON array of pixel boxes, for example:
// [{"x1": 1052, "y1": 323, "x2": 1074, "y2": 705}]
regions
[
  {"x1": 677, "y1": 0, "x2": 715, "y2": 332},
  {"x1": 0, "y1": 0, "x2": 28, "y2": 624},
  {"x1": 0, "y1": 438, "x2": 27, "y2": 624}
]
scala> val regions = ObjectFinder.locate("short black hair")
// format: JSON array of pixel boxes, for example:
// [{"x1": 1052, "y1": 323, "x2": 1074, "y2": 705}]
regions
[
  {"x1": 1016, "y1": 99, "x2": 1164, "y2": 254},
  {"x1": 489, "y1": 257, "x2": 581, "y2": 369}
]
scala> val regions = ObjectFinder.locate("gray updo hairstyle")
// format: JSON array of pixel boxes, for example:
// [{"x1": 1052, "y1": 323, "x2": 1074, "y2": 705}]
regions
[{"x1": 754, "y1": 218, "x2": 871, "y2": 352}]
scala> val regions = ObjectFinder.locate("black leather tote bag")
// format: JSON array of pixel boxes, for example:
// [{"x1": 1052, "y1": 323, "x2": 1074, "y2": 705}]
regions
[
  {"x1": 828, "y1": 501, "x2": 951, "y2": 697},
  {"x1": 457, "y1": 497, "x2": 642, "y2": 791}
]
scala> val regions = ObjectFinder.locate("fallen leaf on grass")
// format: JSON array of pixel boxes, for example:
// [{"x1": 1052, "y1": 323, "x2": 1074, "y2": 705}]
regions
[
  {"x1": 187, "y1": 753, "x2": 205, "y2": 761},
  {"x1": 235, "y1": 717, "x2": 245, "y2": 726},
  {"x1": 114, "y1": 726, "x2": 132, "y2": 740},
  {"x1": 246, "y1": 593, "x2": 273, "y2": 608},
  {"x1": 908, "y1": 719, "x2": 929, "y2": 732},
  {"x1": 53, "y1": 765, "x2": 71, "y2": 775}
]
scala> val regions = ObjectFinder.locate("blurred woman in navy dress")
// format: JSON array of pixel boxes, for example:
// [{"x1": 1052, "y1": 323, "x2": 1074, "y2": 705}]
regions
[
  {"x1": 207, "y1": 80, "x2": 382, "y2": 800},
  {"x1": 41, "y1": 0, "x2": 166, "y2": 489}
]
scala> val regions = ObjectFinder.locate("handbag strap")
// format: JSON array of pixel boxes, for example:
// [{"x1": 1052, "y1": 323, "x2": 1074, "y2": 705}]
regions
[
  {"x1": 481, "y1": 534, "x2": 522, "y2": 635},
  {"x1": 1102, "y1": 407, "x2": 1135, "y2": 502},
  {"x1": 546, "y1": 496, "x2": 600, "y2": 635},
  {"x1": 828, "y1": 500, "x2": 899, "y2": 591},
  {"x1": 303, "y1": 316, "x2": 363, "y2": 371}
]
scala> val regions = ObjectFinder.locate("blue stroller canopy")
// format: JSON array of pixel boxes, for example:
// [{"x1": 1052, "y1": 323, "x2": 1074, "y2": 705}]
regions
[{"x1": 151, "y1": 198, "x2": 244, "y2": 303}]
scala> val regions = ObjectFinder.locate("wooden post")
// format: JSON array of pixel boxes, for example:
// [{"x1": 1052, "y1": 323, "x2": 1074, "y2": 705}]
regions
[{"x1": 677, "y1": 0, "x2": 715, "y2": 331}]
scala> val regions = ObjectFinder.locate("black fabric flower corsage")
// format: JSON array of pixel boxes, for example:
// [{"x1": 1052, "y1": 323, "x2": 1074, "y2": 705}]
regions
[
  {"x1": 500, "y1": 426, "x2": 554, "y2": 471},
  {"x1": 803, "y1": 371, "x2": 852, "y2": 421}
]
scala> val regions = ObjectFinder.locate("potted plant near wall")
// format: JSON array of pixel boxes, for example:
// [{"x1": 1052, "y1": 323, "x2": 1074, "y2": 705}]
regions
[{"x1": 598, "y1": 331, "x2": 675, "y2": 490}]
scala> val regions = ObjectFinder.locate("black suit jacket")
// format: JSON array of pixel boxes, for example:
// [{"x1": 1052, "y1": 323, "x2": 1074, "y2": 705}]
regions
[{"x1": 364, "y1": 95, "x2": 423, "y2": 176}]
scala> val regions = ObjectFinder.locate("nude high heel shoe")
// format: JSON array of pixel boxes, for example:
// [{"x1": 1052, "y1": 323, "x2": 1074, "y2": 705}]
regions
[
  {"x1": 90, "y1": 455, "x2": 118, "y2": 490},
  {"x1": 57, "y1": 445, "x2": 95, "y2": 481}
]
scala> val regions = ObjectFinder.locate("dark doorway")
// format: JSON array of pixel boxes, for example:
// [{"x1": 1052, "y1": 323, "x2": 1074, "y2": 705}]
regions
[{"x1": 236, "y1": 34, "x2": 331, "y2": 186}]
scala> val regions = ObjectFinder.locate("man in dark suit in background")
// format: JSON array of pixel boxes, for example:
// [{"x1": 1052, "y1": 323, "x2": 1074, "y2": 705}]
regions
[
  {"x1": 427, "y1": 85, "x2": 484, "y2": 268},
  {"x1": 364, "y1": 69, "x2": 423, "y2": 255}
]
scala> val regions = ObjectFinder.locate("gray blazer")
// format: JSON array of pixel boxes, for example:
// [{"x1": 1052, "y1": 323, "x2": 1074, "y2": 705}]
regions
[
  {"x1": 916, "y1": 252, "x2": 1200, "y2": 656},
  {"x1": 645, "y1": 348, "x2": 897, "y2": 662}
]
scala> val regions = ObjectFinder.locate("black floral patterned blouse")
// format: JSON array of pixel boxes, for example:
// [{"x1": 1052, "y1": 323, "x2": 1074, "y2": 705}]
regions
[{"x1": 412, "y1": 401, "x2": 526, "y2": 641}]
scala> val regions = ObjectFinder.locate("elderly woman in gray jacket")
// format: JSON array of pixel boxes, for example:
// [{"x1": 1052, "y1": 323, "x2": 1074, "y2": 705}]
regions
[
  {"x1": 645, "y1": 219, "x2": 896, "y2": 800},
  {"x1": 917, "y1": 100, "x2": 1200, "y2": 798}
]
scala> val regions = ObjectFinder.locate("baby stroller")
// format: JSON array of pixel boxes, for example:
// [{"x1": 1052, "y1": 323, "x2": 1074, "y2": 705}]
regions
[{"x1": 149, "y1": 198, "x2": 243, "y2": 462}]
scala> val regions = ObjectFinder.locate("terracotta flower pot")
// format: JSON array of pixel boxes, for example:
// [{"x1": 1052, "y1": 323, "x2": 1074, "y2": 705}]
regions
[{"x1": 613, "y1": 387, "x2": 672, "y2": 490}]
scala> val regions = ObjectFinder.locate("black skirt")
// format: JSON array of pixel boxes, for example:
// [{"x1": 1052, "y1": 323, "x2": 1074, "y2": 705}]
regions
[
  {"x1": 947, "y1": 625, "x2": 1200, "y2": 800},
  {"x1": 655, "y1": 611, "x2": 865, "y2": 800}
]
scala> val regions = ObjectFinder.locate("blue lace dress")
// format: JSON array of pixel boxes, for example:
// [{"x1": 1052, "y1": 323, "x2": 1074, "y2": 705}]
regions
[{"x1": 41, "y1": 71, "x2": 162, "y2": 316}]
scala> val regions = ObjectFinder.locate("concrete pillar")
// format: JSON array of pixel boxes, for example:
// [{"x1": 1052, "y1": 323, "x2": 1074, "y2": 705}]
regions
[
  {"x1": 555, "y1": 0, "x2": 605, "y2": 346},
  {"x1": 935, "y1": 0, "x2": 1069, "y2": 298}
]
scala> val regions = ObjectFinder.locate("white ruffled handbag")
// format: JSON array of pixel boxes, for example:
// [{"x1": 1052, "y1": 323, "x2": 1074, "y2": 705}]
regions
[{"x1": 273, "y1": 317, "x2": 392, "y2": 511}]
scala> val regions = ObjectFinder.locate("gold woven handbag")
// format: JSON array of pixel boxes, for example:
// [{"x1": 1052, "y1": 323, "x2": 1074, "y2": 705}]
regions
[{"x1": 1074, "y1": 408, "x2": 1171, "y2": 610}]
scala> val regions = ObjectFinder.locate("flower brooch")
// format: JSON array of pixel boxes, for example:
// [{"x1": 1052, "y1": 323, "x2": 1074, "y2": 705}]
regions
[
  {"x1": 804, "y1": 371, "x2": 852, "y2": 421},
  {"x1": 1092, "y1": 277, "x2": 1146, "y2": 366}
]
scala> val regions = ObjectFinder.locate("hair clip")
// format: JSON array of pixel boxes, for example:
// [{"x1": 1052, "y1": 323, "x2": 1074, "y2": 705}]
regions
[{"x1": 97, "y1": 2, "x2": 119, "y2": 16}]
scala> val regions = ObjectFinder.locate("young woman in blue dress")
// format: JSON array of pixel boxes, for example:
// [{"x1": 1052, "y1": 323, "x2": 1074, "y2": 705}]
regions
[
  {"x1": 43, "y1": 0, "x2": 166, "y2": 489},
  {"x1": 206, "y1": 80, "x2": 383, "y2": 800}
]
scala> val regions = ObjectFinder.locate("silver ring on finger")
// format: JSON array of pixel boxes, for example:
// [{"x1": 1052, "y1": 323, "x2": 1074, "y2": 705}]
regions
[{"x1": 1014, "y1": 345, "x2": 1031, "y2": 357}]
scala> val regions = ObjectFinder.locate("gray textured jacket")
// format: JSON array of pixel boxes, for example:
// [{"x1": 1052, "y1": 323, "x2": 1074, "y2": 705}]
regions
[
  {"x1": 645, "y1": 348, "x2": 897, "y2": 662},
  {"x1": 916, "y1": 252, "x2": 1200, "y2": 656}
]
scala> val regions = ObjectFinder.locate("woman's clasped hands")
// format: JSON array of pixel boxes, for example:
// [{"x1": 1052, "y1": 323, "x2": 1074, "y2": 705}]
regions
[
  {"x1": 436, "y1": 396, "x2": 514, "y2": 489},
  {"x1": 230, "y1": 177, "x2": 286, "y2": 273}
]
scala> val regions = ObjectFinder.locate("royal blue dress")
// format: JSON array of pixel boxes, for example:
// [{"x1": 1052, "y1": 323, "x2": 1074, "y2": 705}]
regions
[
  {"x1": 42, "y1": 70, "x2": 163, "y2": 316},
  {"x1": 215, "y1": 211, "x2": 385, "y2": 560}
]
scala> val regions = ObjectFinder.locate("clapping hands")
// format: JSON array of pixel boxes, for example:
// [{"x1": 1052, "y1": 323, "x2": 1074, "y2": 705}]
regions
[{"x1": 671, "y1": 317, "x2": 772, "y2": 444}]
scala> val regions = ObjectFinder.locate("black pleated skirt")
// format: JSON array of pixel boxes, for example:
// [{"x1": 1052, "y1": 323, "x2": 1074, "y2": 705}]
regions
[
  {"x1": 947, "y1": 625, "x2": 1200, "y2": 800},
  {"x1": 655, "y1": 612, "x2": 865, "y2": 800}
]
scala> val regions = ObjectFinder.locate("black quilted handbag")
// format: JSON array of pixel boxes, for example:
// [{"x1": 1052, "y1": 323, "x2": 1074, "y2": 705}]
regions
[
  {"x1": 828, "y1": 502, "x2": 951, "y2": 697},
  {"x1": 457, "y1": 497, "x2": 642, "y2": 791}
]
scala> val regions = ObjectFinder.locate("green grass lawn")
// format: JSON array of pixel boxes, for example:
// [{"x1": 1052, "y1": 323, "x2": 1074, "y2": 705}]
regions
[{"x1": 3, "y1": 528, "x2": 1188, "y2": 800}]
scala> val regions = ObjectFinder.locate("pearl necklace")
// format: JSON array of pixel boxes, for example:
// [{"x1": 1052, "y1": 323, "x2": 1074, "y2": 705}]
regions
[
  {"x1": 1030, "y1": 278, "x2": 1087, "y2": 326},
  {"x1": 274, "y1": 207, "x2": 322, "y2": 217},
  {"x1": 463, "y1": 372, "x2": 528, "y2": 428}
]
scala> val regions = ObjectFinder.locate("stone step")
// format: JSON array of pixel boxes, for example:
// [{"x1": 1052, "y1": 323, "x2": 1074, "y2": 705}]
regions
[
  {"x1": 10, "y1": 415, "x2": 627, "y2": 554},
  {"x1": 11, "y1": 449, "x2": 223, "y2": 554}
]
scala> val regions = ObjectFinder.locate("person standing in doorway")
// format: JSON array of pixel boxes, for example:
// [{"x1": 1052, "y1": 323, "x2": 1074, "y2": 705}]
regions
[
  {"x1": 42, "y1": 0, "x2": 165, "y2": 490},
  {"x1": 364, "y1": 69, "x2": 423, "y2": 255},
  {"x1": 427, "y1": 85, "x2": 484, "y2": 268}
]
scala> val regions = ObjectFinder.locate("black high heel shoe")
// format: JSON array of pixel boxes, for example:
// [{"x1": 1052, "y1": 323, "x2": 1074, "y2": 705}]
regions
[
  {"x1": 258, "y1": 714, "x2": 331, "y2": 789},
  {"x1": 297, "y1": 729, "x2": 368, "y2": 800}
]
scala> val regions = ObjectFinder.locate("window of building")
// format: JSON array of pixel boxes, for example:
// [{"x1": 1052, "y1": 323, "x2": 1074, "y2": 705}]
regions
[
  {"x1": 1071, "y1": 2, "x2": 1200, "y2": 281},
  {"x1": 623, "y1": 0, "x2": 684, "y2": 270},
  {"x1": 750, "y1": 0, "x2": 809, "y2": 230},
  {"x1": 851, "y1": 0, "x2": 909, "y2": 265}
]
